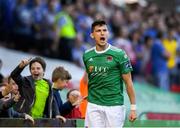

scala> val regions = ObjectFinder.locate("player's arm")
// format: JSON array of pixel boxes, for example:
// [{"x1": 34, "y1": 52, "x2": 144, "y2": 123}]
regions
[
  {"x1": 10, "y1": 58, "x2": 32, "y2": 87},
  {"x1": 122, "y1": 72, "x2": 137, "y2": 122}
]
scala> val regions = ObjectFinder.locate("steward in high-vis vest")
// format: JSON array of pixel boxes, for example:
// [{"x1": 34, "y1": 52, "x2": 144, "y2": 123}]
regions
[{"x1": 55, "y1": 3, "x2": 76, "y2": 61}]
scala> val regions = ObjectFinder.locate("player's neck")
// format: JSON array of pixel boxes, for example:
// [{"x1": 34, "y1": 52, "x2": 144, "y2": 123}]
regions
[{"x1": 96, "y1": 43, "x2": 109, "y2": 51}]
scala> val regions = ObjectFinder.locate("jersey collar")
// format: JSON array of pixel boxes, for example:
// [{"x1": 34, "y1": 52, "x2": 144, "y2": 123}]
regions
[{"x1": 95, "y1": 44, "x2": 111, "y2": 54}]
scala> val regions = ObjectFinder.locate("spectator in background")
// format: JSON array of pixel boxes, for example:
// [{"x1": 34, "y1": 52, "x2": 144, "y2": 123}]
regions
[
  {"x1": 65, "y1": 89, "x2": 82, "y2": 118},
  {"x1": 31, "y1": 0, "x2": 45, "y2": 54},
  {"x1": 170, "y1": 46, "x2": 180, "y2": 92},
  {"x1": 109, "y1": 8, "x2": 124, "y2": 35},
  {"x1": 113, "y1": 26, "x2": 136, "y2": 66},
  {"x1": 176, "y1": 47, "x2": 180, "y2": 86},
  {"x1": 96, "y1": 0, "x2": 113, "y2": 20},
  {"x1": 143, "y1": 17, "x2": 159, "y2": 40},
  {"x1": 162, "y1": 28, "x2": 178, "y2": 87},
  {"x1": 40, "y1": 0, "x2": 60, "y2": 57},
  {"x1": 0, "y1": 0, "x2": 16, "y2": 46},
  {"x1": 10, "y1": 57, "x2": 65, "y2": 122},
  {"x1": 13, "y1": 0, "x2": 32, "y2": 51},
  {"x1": 72, "y1": 33, "x2": 88, "y2": 68},
  {"x1": 141, "y1": 36, "x2": 153, "y2": 83},
  {"x1": 0, "y1": 77, "x2": 34, "y2": 124},
  {"x1": 52, "y1": 66, "x2": 82, "y2": 117},
  {"x1": 174, "y1": 25, "x2": 180, "y2": 47},
  {"x1": 129, "y1": 30, "x2": 144, "y2": 77},
  {"x1": 54, "y1": 3, "x2": 76, "y2": 61},
  {"x1": 151, "y1": 31, "x2": 170, "y2": 91},
  {"x1": 74, "y1": 0, "x2": 93, "y2": 45}
]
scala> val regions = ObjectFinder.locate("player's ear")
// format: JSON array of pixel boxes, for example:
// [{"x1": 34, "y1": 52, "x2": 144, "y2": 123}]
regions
[{"x1": 90, "y1": 33, "x2": 94, "y2": 39}]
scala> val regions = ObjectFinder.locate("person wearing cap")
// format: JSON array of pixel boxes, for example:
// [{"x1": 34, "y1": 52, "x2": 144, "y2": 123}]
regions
[{"x1": 10, "y1": 57, "x2": 65, "y2": 122}]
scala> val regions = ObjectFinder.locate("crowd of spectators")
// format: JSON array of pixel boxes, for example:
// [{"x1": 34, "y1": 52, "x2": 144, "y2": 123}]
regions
[
  {"x1": 0, "y1": 0, "x2": 180, "y2": 91},
  {"x1": 0, "y1": 56, "x2": 83, "y2": 124}
]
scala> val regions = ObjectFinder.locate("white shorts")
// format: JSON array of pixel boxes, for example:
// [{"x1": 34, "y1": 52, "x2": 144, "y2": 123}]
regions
[{"x1": 85, "y1": 102, "x2": 126, "y2": 128}]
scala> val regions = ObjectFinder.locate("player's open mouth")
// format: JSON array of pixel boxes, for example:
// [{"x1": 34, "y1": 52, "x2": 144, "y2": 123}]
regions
[{"x1": 100, "y1": 37, "x2": 105, "y2": 41}]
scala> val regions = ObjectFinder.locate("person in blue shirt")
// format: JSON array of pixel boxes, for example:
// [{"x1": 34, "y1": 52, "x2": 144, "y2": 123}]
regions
[
  {"x1": 151, "y1": 31, "x2": 170, "y2": 91},
  {"x1": 52, "y1": 66, "x2": 82, "y2": 116}
]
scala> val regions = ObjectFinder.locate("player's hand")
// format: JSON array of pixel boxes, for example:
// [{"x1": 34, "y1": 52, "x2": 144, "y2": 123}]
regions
[
  {"x1": 129, "y1": 110, "x2": 137, "y2": 122},
  {"x1": 19, "y1": 58, "x2": 32, "y2": 68},
  {"x1": 56, "y1": 115, "x2": 66, "y2": 123},
  {"x1": 24, "y1": 113, "x2": 35, "y2": 124}
]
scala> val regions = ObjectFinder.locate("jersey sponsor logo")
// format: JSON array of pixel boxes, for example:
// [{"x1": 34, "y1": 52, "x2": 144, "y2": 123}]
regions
[
  {"x1": 88, "y1": 66, "x2": 109, "y2": 73},
  {"x1": 89, "y1": 66, "x2": 109, "y2": 77},
  {"x1": 94, "y1": 66, "x2": 109, "y2": 72},
  {"x1": 106, "y1": 56, "x2": 113, "y2": 62}
]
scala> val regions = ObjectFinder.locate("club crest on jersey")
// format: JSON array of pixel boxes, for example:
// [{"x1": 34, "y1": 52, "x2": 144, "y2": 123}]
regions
[
  {"x1": 107, "y1": 56, "x2": 113, "y2": 62},
  {"x1": 89, "y1": 66, "x2": 94, "y2": 73}
]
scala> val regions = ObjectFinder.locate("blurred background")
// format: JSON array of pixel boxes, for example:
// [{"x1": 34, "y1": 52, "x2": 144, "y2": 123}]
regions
[{"x1": 0, "y1": 0, "x2": 180, "y2": 126}]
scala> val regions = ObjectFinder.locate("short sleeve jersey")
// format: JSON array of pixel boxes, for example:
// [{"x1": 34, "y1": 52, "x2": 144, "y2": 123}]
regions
[{"x1": 83, "y1": 45, "x2": 133, "y2": 106}]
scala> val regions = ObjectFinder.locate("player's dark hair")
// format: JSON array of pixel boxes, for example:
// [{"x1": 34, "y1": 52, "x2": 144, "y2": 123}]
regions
[{"x1": 91, "y1": 20, "x2": 107, "y2": 32}]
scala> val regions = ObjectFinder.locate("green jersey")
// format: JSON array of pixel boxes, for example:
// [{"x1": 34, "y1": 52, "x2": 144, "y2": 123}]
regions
[{"x1": 83, "y1": 45, "x2": 133, "y2": 106}]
